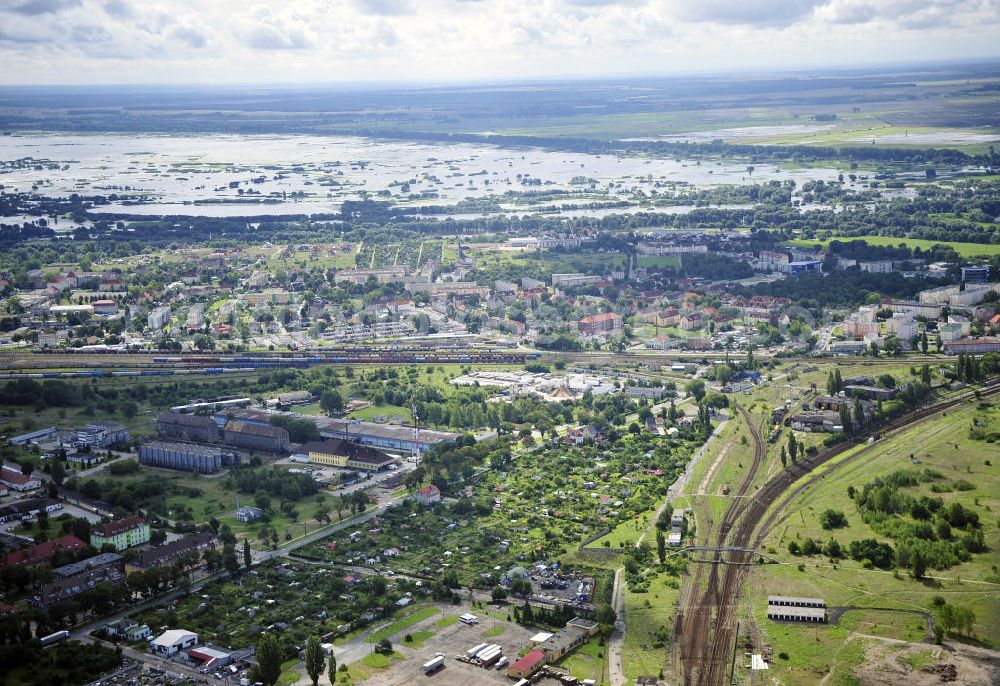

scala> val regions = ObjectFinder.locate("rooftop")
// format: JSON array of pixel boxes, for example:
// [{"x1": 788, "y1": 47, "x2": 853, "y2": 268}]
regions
[
  {"x1": 298, "y1": 439, "x2": 396, "y2": 465},
  {"x1": 94, "y1": 514, "x2": 146, "y2": 538},
  {"x1": 0, "y1": 535, "x2": 86, "y2": 568}
]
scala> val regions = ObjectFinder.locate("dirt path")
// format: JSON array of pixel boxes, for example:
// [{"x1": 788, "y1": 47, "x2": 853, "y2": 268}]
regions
[{"x1": 607, "y1": 568, "x2": 627, "y2": 686}]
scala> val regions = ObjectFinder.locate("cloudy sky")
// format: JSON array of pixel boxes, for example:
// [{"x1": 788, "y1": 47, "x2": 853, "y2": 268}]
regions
[{"x1": 0, "y1": 0, "x2": 998, "y2": 85}]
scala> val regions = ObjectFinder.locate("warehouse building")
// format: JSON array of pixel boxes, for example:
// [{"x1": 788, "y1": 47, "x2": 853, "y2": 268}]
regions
[
  {"x1": 224, "y1": 420, "x2": 289, "y2": 453},
  {"x1": 314, "y1": 417, "x2": 459, "y2": 454},
  {"x1": 766, "y1": 596, "x2": 826, "y2": 623},
  {"x1": 152, "y1": 629, "x2": 199, "y2": 656},
  {"x1": 507, "y1": 650, "x2": 547, "y2": 680},
  {"x1": 140, "y1": 440, "x2": 240, "y2": 474}
]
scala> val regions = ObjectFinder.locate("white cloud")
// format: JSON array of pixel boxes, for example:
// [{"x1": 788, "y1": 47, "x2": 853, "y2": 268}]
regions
[{"x1": 0, "y1": 0, "x2": 996, "y2": 84}]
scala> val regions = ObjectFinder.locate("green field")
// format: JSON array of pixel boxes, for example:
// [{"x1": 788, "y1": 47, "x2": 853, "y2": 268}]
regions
[
  {"x1": 785, "y1": 236, "x2": 1000, "y2": 258},
  {"x1": 749, "y1": 399, "x2": 1000, "y2": 683},
  {"x1": 365, "y1": 606, "x2": 441, "y2": 643},
  {"x1": 621, "y1": 570, "x2": 681, "y2": 681},
  {"x1": 349, "y1": 403, "x2": 413, "y2": 422}
]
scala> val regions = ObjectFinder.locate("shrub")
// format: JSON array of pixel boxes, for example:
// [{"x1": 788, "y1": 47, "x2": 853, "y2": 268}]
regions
[{"x1": 819, "y1": 509, "x2": 848, "y2": 530}]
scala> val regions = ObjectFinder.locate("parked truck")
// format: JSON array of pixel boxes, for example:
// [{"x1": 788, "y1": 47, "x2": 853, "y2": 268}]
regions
[{"x1": 422, "y1": 655, "x2": 445, "y2": 675}]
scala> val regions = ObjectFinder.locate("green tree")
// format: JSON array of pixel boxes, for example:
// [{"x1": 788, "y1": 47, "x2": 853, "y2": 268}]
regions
[
  {"x1": 320, "y1": 389, "x2": 343, "y2": 415},
  {"x1": 243, "y1": 538, "x2": 252, "y2": 572},
  {"x1": 327, "y1": 654, "x2": 337, "y2": 685},
  {"x1": 787, "y1": 433, "x2": 798, "y2": 463},
  {"x1": 254, "y1": 633, "x2": 283, "y2": 686},
  {"x1": 304, "y1": 635, "x2": 325, "y2": 686},
  {"x1": 912, "y1": 549, "x2": 927, "y2": 580},
  {"x1": 685, "y1": 380, "x2": 706, "y2": 402},
  {"x1": 780, "y1": 446, "x2": 787, "y2": 469},
  {"x1": 51, "y1": 458, "x2": 65, "y2": 486},
  {"x1": 656, "y1": 529, "x2": 666, "y2": 565}
]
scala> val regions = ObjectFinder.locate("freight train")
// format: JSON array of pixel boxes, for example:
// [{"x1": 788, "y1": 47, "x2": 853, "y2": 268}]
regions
[{"x1": 1, "y1": 349, "x2": 538, "y2": 380}]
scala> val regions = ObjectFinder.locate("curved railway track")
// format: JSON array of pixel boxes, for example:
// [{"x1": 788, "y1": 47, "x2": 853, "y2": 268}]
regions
[
  {"x1": 676, "y1": 379, "x2": 1000, "y2": 685},
  {"x1": 677, "y1": 401, "x2": 767, "y2": 685}
]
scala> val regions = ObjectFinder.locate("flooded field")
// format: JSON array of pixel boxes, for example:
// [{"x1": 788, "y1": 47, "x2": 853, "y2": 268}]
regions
[{"x1": 0, "y1": 132, "x2": 846, "y2": 219}]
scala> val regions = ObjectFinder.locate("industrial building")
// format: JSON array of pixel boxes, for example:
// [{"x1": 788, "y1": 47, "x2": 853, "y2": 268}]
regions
[
  {"x1": 962, "y1": 265, "x2": 990, "y2": 284},
  {"x1": 315, "y1": 417, "x2": 459, "y2": 454},
  {"x1": 76, "y1": 422, "x2": 130, "y2": 448},
  {"x1": 295, "y1": 439, "x2": 396, "y2": 472},
  {"x1": 766, "y1": 596, "x2": 827, "y2": 623},
  {"x1": 152, "y1": 629, "x2": 199, "y2": 656},
  {"x1": 140, "y1": 440, "x2": 240, "y2": 474},
  {"x1": 223, "y1": 420, "x2": 289, "y2": 453},
  {"x1": 157, "y1": 411, "x2": 221, "y2": 443}
]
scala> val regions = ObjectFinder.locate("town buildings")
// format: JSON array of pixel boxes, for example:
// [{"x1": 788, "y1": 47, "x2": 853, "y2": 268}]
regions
[
  {"x1": 0, "y1": 466, "x2": 41, "y2": 492},
  {"x1": 129, "y1": 532, "x2": 216, "y2": 570},
  {"x1": 0, "y1": 535, "x2": 86, "y2": 568},
  {"x1": 577, "y1": 312, "x2": 623, "y2": 336},
  {"x1": 90, "y1": 515, "x2": 150, "y2": 551}
]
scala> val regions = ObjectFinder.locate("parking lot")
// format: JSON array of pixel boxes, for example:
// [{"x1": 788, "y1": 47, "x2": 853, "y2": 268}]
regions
[{"x1": 359, "y1": 611, "x2": 536, "y2": 686}]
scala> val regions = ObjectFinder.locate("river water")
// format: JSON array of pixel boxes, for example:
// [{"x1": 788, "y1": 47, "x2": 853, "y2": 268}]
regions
[{"x1": 1, "y1": 132, "x2": 845, "y2": 219}]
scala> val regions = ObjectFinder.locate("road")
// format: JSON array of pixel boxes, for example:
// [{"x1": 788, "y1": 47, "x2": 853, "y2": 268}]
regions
[{"x1": 606, "y1": 568, "x2": 626, "y2": 686}]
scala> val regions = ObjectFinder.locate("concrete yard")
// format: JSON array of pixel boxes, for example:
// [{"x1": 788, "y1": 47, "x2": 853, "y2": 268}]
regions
[{"x1": 357, "y1": 610, "x2": 537, "y2": 686}]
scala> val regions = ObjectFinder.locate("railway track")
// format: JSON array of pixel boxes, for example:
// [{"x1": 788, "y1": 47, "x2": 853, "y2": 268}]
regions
[
  {"x1": 676, "y1": 379, "x2": 1000, "y2": 685},
  {"x1": 677, "y1": 402, "x2": 767, "y2": 685}
]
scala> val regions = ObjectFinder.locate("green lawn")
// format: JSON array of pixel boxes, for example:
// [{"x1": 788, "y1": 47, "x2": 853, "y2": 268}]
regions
[
  {"x1": 349, "y1": 403, "x2": 412, "y2": 422},
  {"x1": 748, "y1": 397, "x2": 1000, "y2": 682},
  {"x1": 365, "y1": 606, "x2": 440, "y2": 643},
  {"x1": 435, "y1": 615, "x2": 460, "y2": 629},
  {"x1": 785, "y1": 236, "x2": 1000, "y2": 258},
  {"x1": 557, "y1": 636, "x2": 607, "y2": 684},
  {"x1": 402, "y1": 630, "x2": 436, "y2": 649},
  {"x1": 621, "y1": 571, "x2": 680, "y2": 681}
]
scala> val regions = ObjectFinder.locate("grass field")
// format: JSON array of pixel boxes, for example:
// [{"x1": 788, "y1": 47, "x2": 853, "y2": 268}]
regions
[
  {"x1": 748, "y1": 398, "x2": 1000, "y2": 683},
  {"x1": 785, "y1": 236, "x2": 1000, "y2": 258},
  {"x1": 366, "y1": 606, "x2": 441, "y2": 643},
  {"x1": 621, "y1": 570, "x2": 680, "y2": 681},
  {"x1": 558, "y1": 636, "x2": 607, "y2": 684},
  {"x1": 349, "y1": 403, "x2": 412, "y2": 422}
]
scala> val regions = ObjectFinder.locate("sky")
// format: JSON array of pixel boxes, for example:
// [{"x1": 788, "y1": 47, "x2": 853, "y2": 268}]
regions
[{"x1": 0, "y1": 0, "x2": 998, "y2": 85}]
